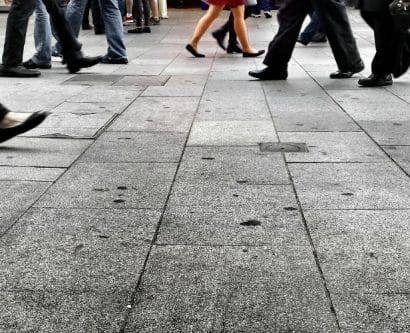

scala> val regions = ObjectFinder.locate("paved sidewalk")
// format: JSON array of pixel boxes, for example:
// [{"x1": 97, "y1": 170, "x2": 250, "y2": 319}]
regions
[{"x1": 0, "y1": 8, "x2": 409, "y2": 333}]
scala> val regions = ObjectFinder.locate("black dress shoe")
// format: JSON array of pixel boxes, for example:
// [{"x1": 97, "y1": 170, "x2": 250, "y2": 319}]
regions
[
  {"x1": 185, "y1": 44, "x2": 205, "y2": 58},
  {"x1": 330, "y1": 61, "x2": 365, "y2": 79},
  {"x1": 100, "y1": 56, "x2": 128, "y2": 65},
  {"x1": 311, "y1": 32, "x2": 327, "y2": 43},
  {"x1": 0, "y1": 65, "x2": 41, "y2": 78},
  {"x1": 0, "y1": 111, "x2": 49, "y2": 143},
  {"x1": 128, "y1": 27, "x2": 143, "y2": 33},
  {"x1": 243, "y1": 50, "x2": 265, "y2": 58},
  {"x1": 212, "y1": 30, "x2": 227, "y2": 51},
  {"x1": 249, "y1": 67, "x2": 288, "y2": 80},
  {"x1": 227, "y1": 43, "x2": 243, "y2": 54},
  {"x1": 297, "y1": 37, "x2": 309, "y2": 46},
  {"x1": 66, "y1": 56, "x2": 103, "y2": 73},
  {"x1": 142, "y1": 26, "x2": 151, "y2": 33},
  {"x1": 358, "y1": 73, "x2": 393, "y2": 87},
  {"x1": 22, "y1": 59, "x2": 52, "y2": 70}
]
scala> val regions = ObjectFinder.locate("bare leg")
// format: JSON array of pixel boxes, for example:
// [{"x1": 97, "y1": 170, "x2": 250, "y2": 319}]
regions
[
  {"x1": 190, "y1": 4, "x2": 224, "y2": 50},
  {"x1": 149, "y1": 0, "x2": 159, "y2": 19},
  {"x1": 231, "y1": 5, "x2": 255, "y2": 53},
  {"x1": 126, "y1": 0, "x2": 133, "y2": 15}
]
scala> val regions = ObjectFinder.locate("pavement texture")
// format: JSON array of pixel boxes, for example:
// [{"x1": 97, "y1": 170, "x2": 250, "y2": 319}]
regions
[{"x1": 0, "y1": 8, "x2": 409, "y2": 333}]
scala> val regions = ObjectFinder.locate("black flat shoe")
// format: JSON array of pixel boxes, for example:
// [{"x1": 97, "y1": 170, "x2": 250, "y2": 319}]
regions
[
  {"x1": 0, "y1": 111, "x2": 49, "y2": 144},
  {"x1": 0, "y1": 65, "x2": 41, "y2": 78},
  {"x1": 128, "y1": 27, "x2": 143, "y2": 33},
  {"x1": 100, "y1": 56, "x2": 128, "y2": 65},
  {"x1": 23, "y1": 59, "x2": 52, "y2": 70},
  {"x1": 66, "y1": 56, "x2": 103, "y2": 73},
  {"x1": 185, "y1": 44, "x2": 205, "y2": 58},
  {"x1": 142, "y1": 26, "x2": 151, "y2": 33},
  {"x1": 212, "y1": 30, "x2": 226, "y2": 51},
  {"x1": 297, "y1": 37, "x2": 309, "y2": 46},
  {"x1": 227, "y1": 43, "x2": 243, "y2": 54},
  {"x1": 358, "y1": 73, "x2": 393, "y2": 87},
  {"x1": 330, "y1": 61, "x2": 364, "y2": 79},
  {"x1": 243, "y1": 50, "x2": 265, "y2": 58},
  {"x1": 249, "y1": 67, "x2": 288, "y2": 80}
]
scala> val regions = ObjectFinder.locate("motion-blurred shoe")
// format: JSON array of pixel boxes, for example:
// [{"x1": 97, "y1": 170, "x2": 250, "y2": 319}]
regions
[
  {"x1": 0, "y1": 64, "x2": 41, "y2": 77},
  {"x1": 358, "y1": 73, "x2": 393, "y2": 87}
]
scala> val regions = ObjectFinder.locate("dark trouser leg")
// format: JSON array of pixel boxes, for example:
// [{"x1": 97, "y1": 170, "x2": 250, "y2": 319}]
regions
[
  {"x1": 2, "y1": 0, "x2": 36, "y2": 67},
  {"x1": 228, "y1": 6, "x2": 252, "y2": 45},
  {"x1": 83, "y1": 0, "x2": 91, "y2": 27},
  {"x1": 41, "y1": 0, "x2": 82, "y2": 58},
  {"x1": 91, "y1": 0, "x2": 105, "y2": 32},
  {"x1": 263, "y1": 0, "x2": 311, "y2": 69},
  {"x1": 313, "y1": 0, "x2": 362, "y2": 71},
  {"x1": 132, "y1": 0, "x2": 143, "y2": 26},
  {"x1": 361, "y1": 10, "x2": 396, "y2": 75}
]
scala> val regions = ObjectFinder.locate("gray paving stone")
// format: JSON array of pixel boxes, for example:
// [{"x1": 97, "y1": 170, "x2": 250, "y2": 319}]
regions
[
  {"x1": 0, "y1": 166, "x2": 65, "y2": 181},
  {"x1": 279, "y1": 132, "x2": 388, "y2": 162},
  {"x1": 332, "y1": 293, "x2": 410, "y2": 333},
  {"x1": 109, "y1": 97, "x2": 199, "y2": 132},
  {"x1": 0, "y1": 138, "x2": 92, "y2": 167},
  {"x1": 169, "y1": 182, "x2": 297, "y2": 209},
  {"x1": 157, "y1": 206, "x2": 308, "y2": 246},
  {"x1": 35, "y1": 163, "x2": 176, "y2": 209},
  {"x1": 125, "y1": 245, "x2": 338, "y2": 333},
  {"x1": 289, "y1": 163, "x2": 410, "y2": 209},
  {"x1": 113, "y1": 75, "x2": 170, "y2": 86},
  {"x1": 305, "y1": 210, "x2": 410, "y2": 293},
  {"x1": 80, "y1": 131, "x2": 186, "y2": 163},
  {"x1": 383, "y1": 146, "x2": 410, "y2": 174},
  {"x1": 188, "y1": 121, "x2": 277, "y2": 146},
  {"x1": 266, "y1": 96, "x2": 359, "y2": 132},
  {"x1": 262, "y1": 76, "x2": 327, "y2": 98},
  {"x1": 359, "y1": 120, "x2": 410, "y2": 145},
  {"x1": 0, "y1": 181, "x2": 50, "y2": 234},
  {"x1": 0, "y1": 290, "x2": 129, "y2": 333},
  {"x1": 64, "y1": 74, "x2": 124, "y2": 85},
  {"x1": 178, "y1": 146, "x2": 289, "y2": 184},
  {"x1": 52, "y1": 101, "x2": 128, "y2": 115},
  {"x1": 66, "y1": 86, "x2": 142, "y2": 103},
  {"x1": 0, "y1": 208, "x2": 160, "y2": 291}
]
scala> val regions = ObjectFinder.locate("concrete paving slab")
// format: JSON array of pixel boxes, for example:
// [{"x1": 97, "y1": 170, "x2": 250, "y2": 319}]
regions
[
  {"x1": 359, "y1": 120, "x2": 410, "y2": 145},
  {"x1": 169, "y1": 181, "x2": 297, "y2": 209},
  {"x1": 178, "y1": 146, "x2": 289, "y2": 184},
  {"x1": 157, "y1": 206, "x2": 308, "y2": 246},
  {"x1": 80, "y1": 131, "x2": 186, "y2": 163},
  {"x1": 289, "y1": 163, "x2": 410, "y2": 209},
  {"x1": 280, "y1": 132, "x2": 388, "y2": 163},
  {"x1": 0, "y1": 181, "x2": 50, "y2": 234},
  {"x1": 266, "y1": 96, "x2": 359, "y2": 132},
  {"x1": 52, "y1": 101, "x2": 128, "y2": 115},
  {"x1": 0, "y1": 290, "x2": 129, "y2": 333},
  {"x1": 383, "y1": 146, "x2": 410, "y2": 175},
  {"x1": 0, "y1": 166, "x2": 65, "y2": 182},
  {"x1": 188, "y1": 121, "x2": 277, "y2": 146},
  {"x1": 125, "y1": 245, "x2": 338, "y2": 333},
  {"x1": 332, "y1": 293, "x2": 410, "y2": 333},
  {"x1": 66, "y1": 86, "x2": 142, "y2": 103},
  {"x1": 109, "y1": 97, "x2": 199, "y2": 132},
  {"x1": 0, "y1": 208, "x2": 160, "y2": 291},
  {"x1": 113, "y1": 75, "x2": 170, "y2": 86},
  {"x1": 35, "y1": 163, "x2": 176, "y2": 209},
  {"x1": 0, "y1": 138, "x2": 92, "y2": 167}
]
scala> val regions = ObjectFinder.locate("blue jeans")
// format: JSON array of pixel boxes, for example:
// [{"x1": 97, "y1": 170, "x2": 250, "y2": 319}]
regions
[
  {"x1": 259, "y1": 0, "x2": 273, "y2": 11},
  {"x1": 32, "y1": 0, "x2": 87, "y2": 63},
  {"x1": 299, "y1": 10, "x2": 324, "y2": 43},
  {"x1": 32, "y1": 0, "x2": 52, "y2": 65},
  {"x1": 100, "y1": 0, "x2": 127, "y2": 59}
]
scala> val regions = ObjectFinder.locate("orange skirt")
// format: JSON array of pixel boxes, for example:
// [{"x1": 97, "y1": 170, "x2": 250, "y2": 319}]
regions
[{"x1": 207, "y1": 0, "x2": 245, "y2": 8}]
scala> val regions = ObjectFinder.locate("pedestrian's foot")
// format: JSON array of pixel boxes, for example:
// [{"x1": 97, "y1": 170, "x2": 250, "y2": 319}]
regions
[
  {"x1": 296, "y1": 37, "x2": 309, "y2": 46},
  {"x1": 82, "y1": 23, "x2": 94, "y2": 30},
  {"x1": 23, "y1": 59, "x2": 52, "y2": 70},
  {"x1": 142, "y1": 26, "x2": 151, "y2": 33},
  {"x1": 330, "y1": 61, "x2": 365, "y2": 79},
  {"x1": 249, "y1": 67, "x2": 288, "y2": 80},
  {"x1": 212, "y1": 30, "x2": 227, "y2": 51},
  {"x1": 100, "y1": 56, "x2": 128, "y2": 65},
  {"x1": 0, "y1": 111, "x2": 49, "y2": 143},
  {"x1": 243, "y1": 49, "x2": 265, "y2": 58},
  {"x1": 227, "y1": 43, "x2": 243, "y2": 54},
  {"x1": 186, "y1": 44, "x2": 205, "y2": 58},
  {"x1": 264, "y1": 11, "x2": 272, "y2": 18},
  {"x1": 358, "y1": 73, "x2": 393, "y2": 87},
  {"x1": 66, "y1": 55, "x2": 103, "y2": 73},
  {"x1": 128, "y1": 27, "x2": 144, "y2": 33},
  {"x1": 251, "y1": 13, "x2": 261, "y2": 18},
  {"x1": 0, "y1": 64, "x2": 41, "y2": 78},
  {"x1": 311, "y1": 32, "x2": 327, "y2": 43},
  {"x1": 151, "y1": 17, "x2": 160, "y2": 25}
]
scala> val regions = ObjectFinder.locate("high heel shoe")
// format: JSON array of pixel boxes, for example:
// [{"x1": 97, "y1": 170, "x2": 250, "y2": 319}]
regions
[
  {"x1": 243, "y1": 50, "x2": 265, "y2": 58},
  {"x1": 185, "y1": 44, "x2": 205, "y2": 58}
]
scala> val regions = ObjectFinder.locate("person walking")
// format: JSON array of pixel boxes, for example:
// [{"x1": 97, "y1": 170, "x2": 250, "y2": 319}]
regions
[
  {"x1": 186, "y1": 0, "x2": 265, "y2": 58},
  {"x1": 212, "y1": 0, "x2": 257, "y2": 54},
  {"x1": 358, "y1": 0, "x2": 409, "y2": 86},
  {"x1": 128, "y1": 0, "x2": 151, "y2": 33},
  {"x1": 0, "y1": 104, "x2": 48, "y2": 144},
  {"x1": 249, "y1": 0, "x2": 364, "y2": 80},
  {"x1": 297, "y1": 10, "x2": 327, "y2": 45},
  {"x1": 0, "y1": 0, "x2": 101, "y2": 77}
]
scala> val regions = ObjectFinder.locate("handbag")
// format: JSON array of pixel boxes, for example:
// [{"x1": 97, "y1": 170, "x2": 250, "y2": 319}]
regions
[{"x1": 390, "y1": 0, "x2": 410, "y2": 32}]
